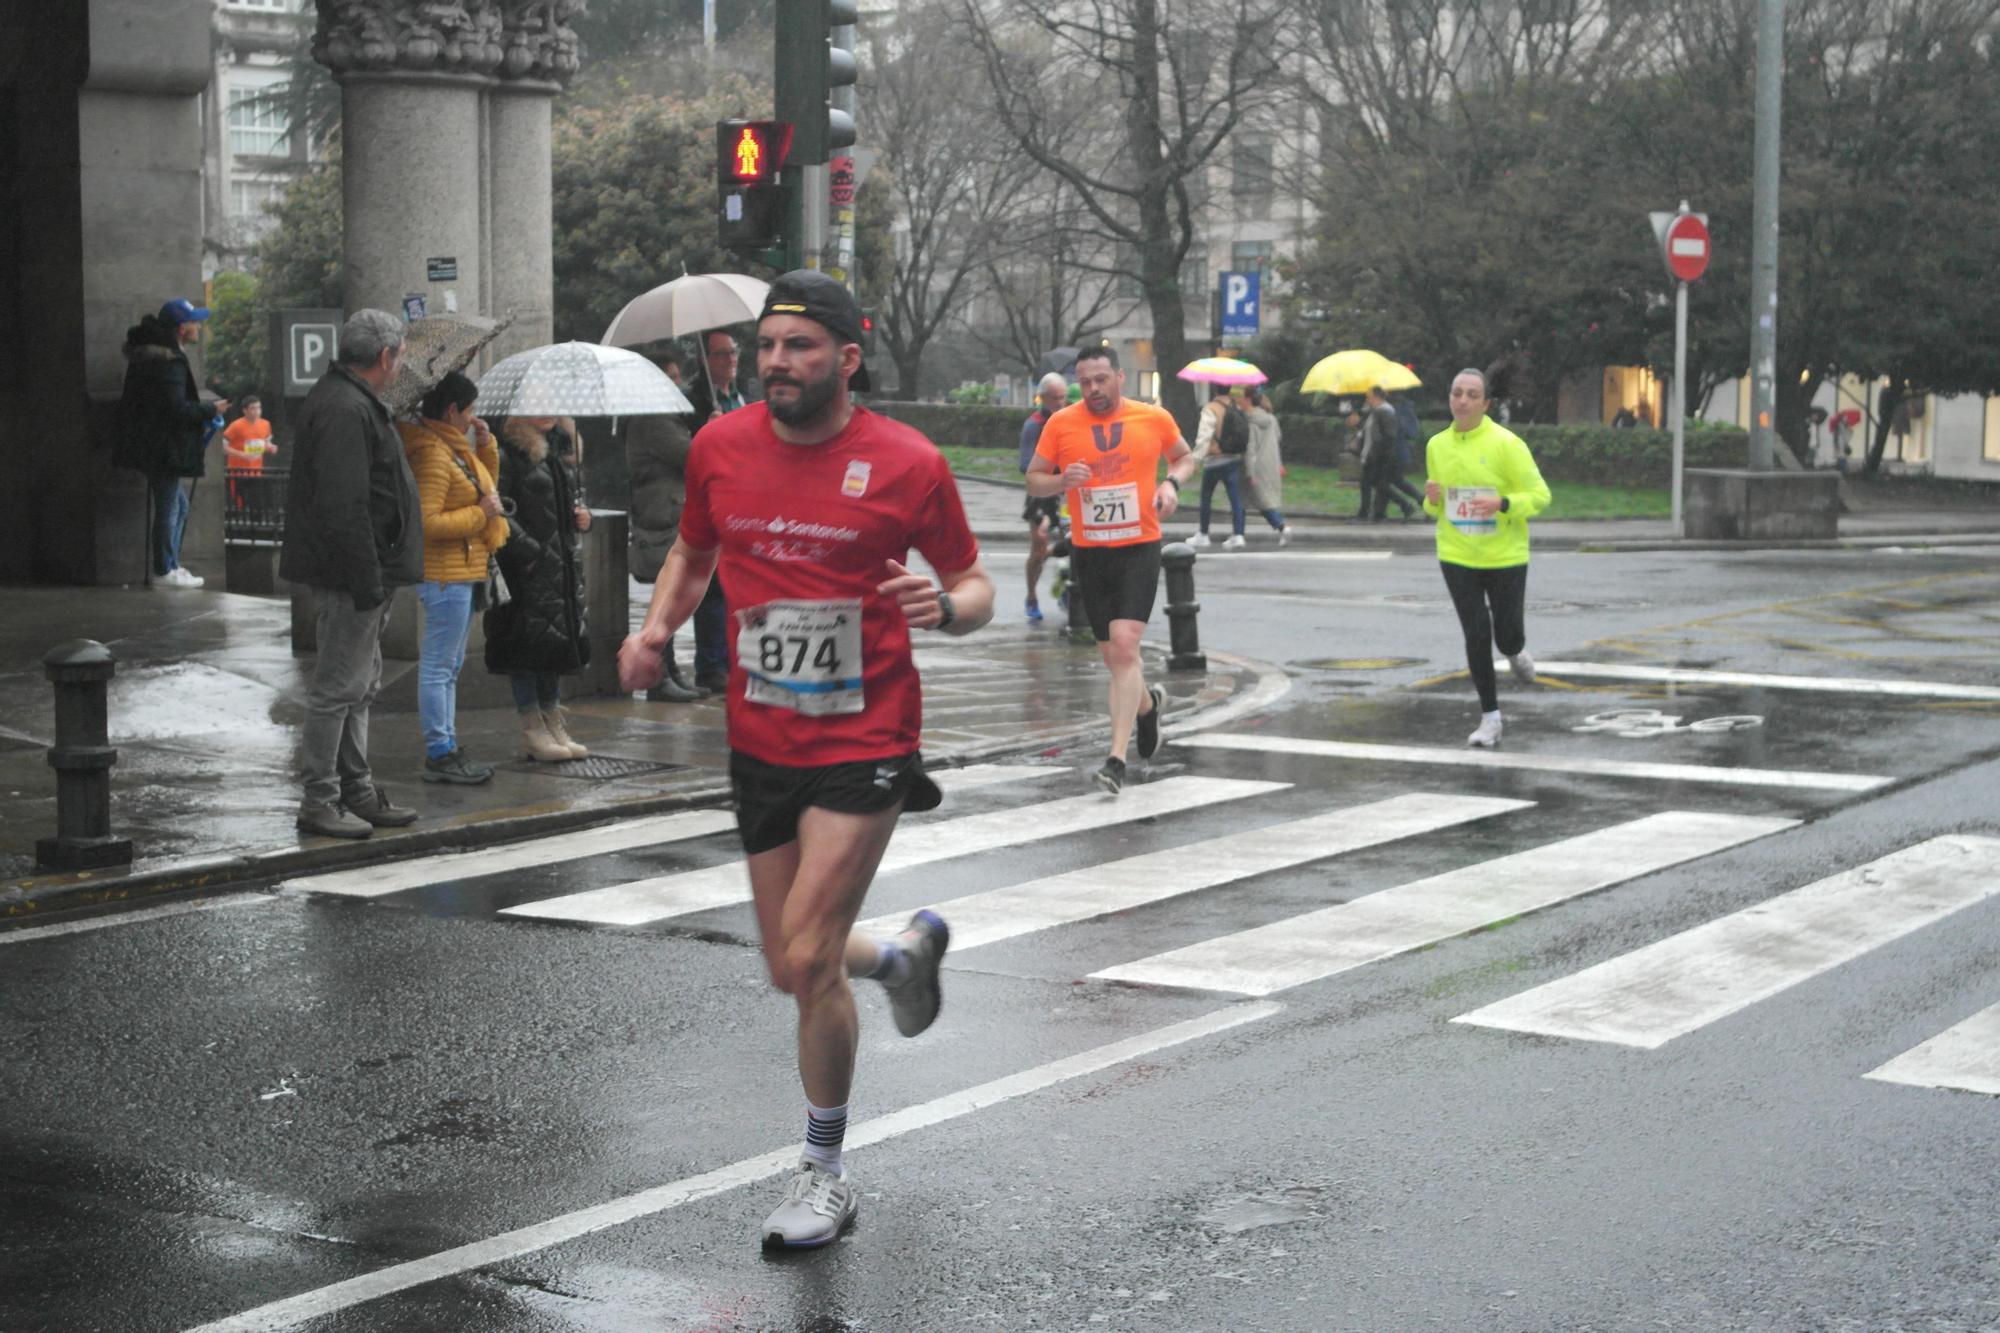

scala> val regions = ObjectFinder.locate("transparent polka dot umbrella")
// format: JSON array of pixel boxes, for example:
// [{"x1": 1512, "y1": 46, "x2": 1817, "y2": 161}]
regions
[{"x1": 474, "y1": 341, "x2": 694, "y2": 418}]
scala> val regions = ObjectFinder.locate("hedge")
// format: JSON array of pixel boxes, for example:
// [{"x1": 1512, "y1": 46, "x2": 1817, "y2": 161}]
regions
[{"x1": 865, "y1": 401, "x2": 1749, "y2": 486}]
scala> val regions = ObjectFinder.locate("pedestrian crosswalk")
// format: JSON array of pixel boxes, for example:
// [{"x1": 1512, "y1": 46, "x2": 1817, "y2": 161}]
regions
[
  {"x1": 1453, "y1": 834, "x2": 2000, "y2": 1048},
  {"x1": 290, "y1": 730, "x2": 1999, "y2": 1098}
]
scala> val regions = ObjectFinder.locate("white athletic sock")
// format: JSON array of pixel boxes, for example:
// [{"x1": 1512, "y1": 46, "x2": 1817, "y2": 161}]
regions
[
  {"x1": 861, "y1": 937, "x2": 913, "y2": 986},
  {"x1": 1483, "y1": 710, "x2": 1502, "y2": 724},
  {"x1": 803, "y1": 1100, "x2": 848, "y2": 1173}
]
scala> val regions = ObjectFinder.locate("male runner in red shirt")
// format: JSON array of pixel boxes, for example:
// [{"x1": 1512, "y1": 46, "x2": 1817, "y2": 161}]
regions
[
  {"x1": 618, "y1": 270, "x2": 994, "y2": 1250},
  {"x1": 1026, "y1": 345, "x2": 1194, "y2": 794}
]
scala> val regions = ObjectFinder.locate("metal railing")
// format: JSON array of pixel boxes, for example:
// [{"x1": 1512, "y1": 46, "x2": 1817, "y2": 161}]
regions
[{"x1": 223, "y1": 467, "x2": 287, "y2": 545}]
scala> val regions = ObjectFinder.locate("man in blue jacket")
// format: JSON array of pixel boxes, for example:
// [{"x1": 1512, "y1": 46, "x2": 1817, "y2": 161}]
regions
[{"x1": 116, "y1": 298, "x2": 229, "y2": 588}]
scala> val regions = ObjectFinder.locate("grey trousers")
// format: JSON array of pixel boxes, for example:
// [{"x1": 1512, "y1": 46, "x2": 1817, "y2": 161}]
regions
[{"x1": 300, "y1": 586, "x2": 396, "y2": 808}]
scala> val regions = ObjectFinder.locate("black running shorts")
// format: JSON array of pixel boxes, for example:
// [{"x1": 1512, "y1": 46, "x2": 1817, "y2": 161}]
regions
[
  {"x1": 729, "y1": 750, "x2": 944, "y2": 855},
  {"x1": 1022, "y1": 494, "x2": 1062, "y2": 526},
  {"x1": 1069, "y1": 540, "x2": 1162, "y2": 642}
]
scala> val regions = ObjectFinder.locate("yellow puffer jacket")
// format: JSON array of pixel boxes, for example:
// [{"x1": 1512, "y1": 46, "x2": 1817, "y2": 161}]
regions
[{"x1": 399, "y1": 417, "x2": 510, "y2": 584}]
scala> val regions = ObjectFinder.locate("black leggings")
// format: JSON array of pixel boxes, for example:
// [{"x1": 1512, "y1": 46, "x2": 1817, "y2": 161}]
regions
[{"x1": 1440, "y1": 561, "x2": 1528, "y2": 712}]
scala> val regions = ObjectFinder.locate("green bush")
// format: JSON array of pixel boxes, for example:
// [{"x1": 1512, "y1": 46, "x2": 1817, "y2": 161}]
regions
[{"x1": 870, "y1": 401, "x2": 1746, "y2": 486}]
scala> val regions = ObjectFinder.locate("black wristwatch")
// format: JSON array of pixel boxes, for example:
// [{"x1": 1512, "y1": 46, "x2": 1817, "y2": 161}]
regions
[
  {"x1": 1499, "y1": 496, "x2": 1511, "y2": 513},
  {"x1": 934, "y1": 590, "x2": 956, "y2": 631}
]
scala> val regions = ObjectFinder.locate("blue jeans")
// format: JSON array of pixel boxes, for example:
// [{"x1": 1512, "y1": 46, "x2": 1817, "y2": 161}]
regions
[
  {"x1": 1199, "y1": 460, "x2": 1246, "y2": 535},
  {"x1": 692, "y1": 574, "x2": 728, "y2": 677},
  {"x1": 417, "y1": 581, "x2": 475, "y2": 759},
  {"x1": 150, "y1": 477, "x2": 189, "y2": 575},
  {"x1": 510, "y1": 671, "x2": 562, "y2": 711}
]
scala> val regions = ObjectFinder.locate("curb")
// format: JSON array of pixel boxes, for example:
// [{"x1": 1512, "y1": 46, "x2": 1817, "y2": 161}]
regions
[{"x1": 0, "y1": 645, "x2": 1277, "y2": 926}]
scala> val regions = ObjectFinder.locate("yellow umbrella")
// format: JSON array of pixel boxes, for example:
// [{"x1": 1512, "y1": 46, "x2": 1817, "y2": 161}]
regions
[{"x1": 1300, "y1": 349, "x2": 1421, "y2": 396}]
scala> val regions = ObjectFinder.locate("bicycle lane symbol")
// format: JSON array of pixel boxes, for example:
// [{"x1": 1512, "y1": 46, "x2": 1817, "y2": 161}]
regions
[{"x1": 1571, "y1": 709, "x2": 1764, "y2": 739}]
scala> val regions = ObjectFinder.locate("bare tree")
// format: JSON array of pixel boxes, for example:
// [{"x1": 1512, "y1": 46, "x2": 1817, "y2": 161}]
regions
[
  {"x1": 973, "y1": 183, "x2": 1146, "y2": 379},
  {"x1": 863, "y1": 0, "x2": 1036, "y2": 398},
  {"x1": 963, "y1": 0, "x2": 1287, "y2": 424}
]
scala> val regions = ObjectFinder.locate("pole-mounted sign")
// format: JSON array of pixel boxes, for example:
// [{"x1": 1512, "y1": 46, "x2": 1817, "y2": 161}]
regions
[{"x1": 1649, "y1": 203, "x2": 1710, "y2": 539}]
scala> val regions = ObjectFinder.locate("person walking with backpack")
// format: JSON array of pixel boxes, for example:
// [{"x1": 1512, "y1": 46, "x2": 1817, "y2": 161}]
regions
[{"x1": 1187, "y1": 387, "x2": 1285, "y2": 548}]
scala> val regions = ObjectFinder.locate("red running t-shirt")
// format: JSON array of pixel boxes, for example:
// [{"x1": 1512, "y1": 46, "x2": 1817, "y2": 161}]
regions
[{"x1": 678, "y1": 403, "x2": 982, "y2": 766}]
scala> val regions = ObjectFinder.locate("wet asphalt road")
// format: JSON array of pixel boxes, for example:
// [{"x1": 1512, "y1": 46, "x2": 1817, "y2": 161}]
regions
[{"x1": 5, "y1": 545, "x2": 2000, "y2": 1333}]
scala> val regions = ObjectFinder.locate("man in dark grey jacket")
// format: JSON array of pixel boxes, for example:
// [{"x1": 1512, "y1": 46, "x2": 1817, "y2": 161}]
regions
[{"x1": 280, "y1": 310, "x2": 425, "y2": 839}]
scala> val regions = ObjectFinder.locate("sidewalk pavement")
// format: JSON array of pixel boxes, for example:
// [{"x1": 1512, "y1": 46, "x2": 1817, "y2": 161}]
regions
[
  {"x1": 0, "y1": 579, "x2": 1261, "y2": 917},
  {"x1": 952, "y1": 471, "x2": 2000, "y2": 553}
]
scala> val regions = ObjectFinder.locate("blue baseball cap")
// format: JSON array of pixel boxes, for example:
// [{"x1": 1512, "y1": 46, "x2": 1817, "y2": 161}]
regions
[{"x1": 158, "y1": 298, "x2": 210, "y2": 325}]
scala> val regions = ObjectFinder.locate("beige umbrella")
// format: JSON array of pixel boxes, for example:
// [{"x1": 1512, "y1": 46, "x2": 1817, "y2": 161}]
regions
[{"x1": 600, "y1": 272, "x2": 771, "y2": 347}]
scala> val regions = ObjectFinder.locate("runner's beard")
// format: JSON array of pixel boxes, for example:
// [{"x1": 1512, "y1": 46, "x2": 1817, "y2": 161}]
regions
[{"x1": 765, "y1": 366, "x2": 840, "y2": 427}]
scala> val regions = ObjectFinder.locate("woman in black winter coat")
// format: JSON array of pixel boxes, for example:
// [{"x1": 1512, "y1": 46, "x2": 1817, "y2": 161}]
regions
[{"x1": 487, "y1": 415, "x2": 591, "y2": 761}]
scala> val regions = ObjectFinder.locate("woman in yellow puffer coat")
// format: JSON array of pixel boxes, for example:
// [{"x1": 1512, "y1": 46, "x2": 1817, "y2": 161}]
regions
[{"x1": 400, "y1": 370, "x2": 511, "y2": 784}]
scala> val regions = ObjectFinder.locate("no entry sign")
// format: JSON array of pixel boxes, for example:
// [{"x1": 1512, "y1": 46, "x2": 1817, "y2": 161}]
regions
[{"x1": 1662, "y1": 212, "x2": 1711, "y2": 282}]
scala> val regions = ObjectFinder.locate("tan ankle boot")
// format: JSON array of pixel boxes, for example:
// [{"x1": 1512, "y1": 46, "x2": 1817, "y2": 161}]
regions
[
  {"x1": 543, "y1": 706, "x2": 588, "y2": 759},
  {"x1": 520, "y1": 709, "x2": 571, "y2": 762}
]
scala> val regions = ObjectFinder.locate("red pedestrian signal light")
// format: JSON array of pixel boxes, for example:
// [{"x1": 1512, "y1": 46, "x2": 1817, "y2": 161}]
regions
[{"x1": 715, "y1": 119, "x2": 791, "y2": 186}]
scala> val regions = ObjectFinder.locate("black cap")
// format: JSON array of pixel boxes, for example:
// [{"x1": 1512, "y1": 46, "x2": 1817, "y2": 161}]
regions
[{"x1": 760, "y1": 269, "x2": 871, "y2": 392}]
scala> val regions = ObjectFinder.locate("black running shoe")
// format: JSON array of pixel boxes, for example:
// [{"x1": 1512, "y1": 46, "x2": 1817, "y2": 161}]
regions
[
  {"x1": 1094, "y1": 755, "x2": 1126, "y2": 795},
  {"x1": 1135, "y1": 685, "x2": 1164, "y2": 760}
]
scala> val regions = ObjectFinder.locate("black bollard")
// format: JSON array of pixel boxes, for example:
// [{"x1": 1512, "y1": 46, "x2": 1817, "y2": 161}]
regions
[
  {"x1": 35, "y1": 639, "x2": 132, "y2": 873},
  {"x1": 1161, "y1": 542, "x2": 1207, "y2": 672}
]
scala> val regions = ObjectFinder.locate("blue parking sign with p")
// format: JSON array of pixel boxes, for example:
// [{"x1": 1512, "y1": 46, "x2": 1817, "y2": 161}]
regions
[{"x1": 1220, "y1": 271, "x2": 1260, "y2": 337}]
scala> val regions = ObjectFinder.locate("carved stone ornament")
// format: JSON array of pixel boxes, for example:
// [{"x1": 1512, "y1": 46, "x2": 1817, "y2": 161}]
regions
[
  {"x1": 499, "y1": 0, "x2": 584, "y2": 84},
  {"x1": 312, "y1": 0, "x2": 518, "y2": 79}
]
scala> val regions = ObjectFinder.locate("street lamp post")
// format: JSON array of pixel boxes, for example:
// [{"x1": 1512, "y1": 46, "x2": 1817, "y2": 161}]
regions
[{"x1": 1747, "y1": 0, "x2": 1783, "y2": 470}]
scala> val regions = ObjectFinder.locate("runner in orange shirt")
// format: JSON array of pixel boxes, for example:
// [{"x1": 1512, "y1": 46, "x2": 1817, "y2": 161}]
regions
[
  {"x1": 1027, "y1": 345, "x2": 1194, "y2": 794},
  {"x1": 221, "y1": 396, "x2": 277, "y2": 470}
]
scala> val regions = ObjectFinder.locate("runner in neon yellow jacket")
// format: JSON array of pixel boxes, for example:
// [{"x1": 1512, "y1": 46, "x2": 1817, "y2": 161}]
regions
[{"x1": 1420, "y1": 370, "x2": 1552, "y2": 748}]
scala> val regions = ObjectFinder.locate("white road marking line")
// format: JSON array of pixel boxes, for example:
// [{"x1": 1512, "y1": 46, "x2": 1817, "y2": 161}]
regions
[
  {"x1": 1095, "y1": 811, "x2": 1797, "y2": 996},
  {"x1": 857, "y1": 792, "x2": 1533, "y2": 951},
  {"x1": 1866, "y1": 1000, "x2": 2000, "y2": 1096},
  {"x1": 182, "y1": 1000, "x2": 1282, "y2": 1333},
  {"x1": 1514, "y1": 659, "x2": 2000, "y2": 703},
  {"x1": 281, "y1": 765, "x2": 1052, "y2": 899},
  {"x1": 1176, "y1": 732, "x2": 1890, "y2": 792},
  {"x1": 1456, "y1": 835, "x2": 2000, "y2": 1049},
  {"x1": 0, "y1": 893, "x2": 274, "y2": 943},
  {"x1": 503, "y1": 776, "x2": 1288, "y2": 926}
]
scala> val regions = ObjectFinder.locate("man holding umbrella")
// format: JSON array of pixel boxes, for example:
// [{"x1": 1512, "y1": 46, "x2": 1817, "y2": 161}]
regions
[
  {"x1": 618, "y1": 270, "x2": 995, "y2": 1252},
  {"x1": 685, "y1": 328, "x2": 749, "y2": 693}
]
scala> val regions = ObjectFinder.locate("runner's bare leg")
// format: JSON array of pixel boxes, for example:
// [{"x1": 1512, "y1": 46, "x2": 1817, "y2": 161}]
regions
[
  {"x1": 1100, "y1": 618, "x2": 1149, "y2": 762},
  {"x1": 1025, "y1": 519, "x2": 1049, "y2": 604},
  {"x1": 747, "y1": 803, "x2": 903, "y2": 1107}
]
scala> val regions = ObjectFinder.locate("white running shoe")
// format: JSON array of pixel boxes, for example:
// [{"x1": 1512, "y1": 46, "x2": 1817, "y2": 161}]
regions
[
  {"x1": 163, "y1": 567, "x2": 203, "y2": 588},
  {"x1": 1186, "y1": 532, "x2": 1212, "y2": 548},
  {"x1": 883, "y1": 909, "x2": 949, "y2": 1037},
  {"x1": 761, "y1": 1159, "x2": 857, "y2": 1250},
  {"x1": 1277, "y1": 526, "x2": 1292, "y2": 547},
  {"x1": 1467, "y1": 714, "x2": 1504, "y2": 749},
  {"x1": 1509, "y1": 650, "x2": 1536, "y2": 684},
  {"x1": 1223, "y1": 533, "x2": 1247, "y2": 549}
]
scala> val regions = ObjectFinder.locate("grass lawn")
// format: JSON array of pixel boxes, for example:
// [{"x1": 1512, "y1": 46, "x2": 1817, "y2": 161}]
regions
[{"x1": 933, "y1": 445, "x2": 1672, "y2": 521}]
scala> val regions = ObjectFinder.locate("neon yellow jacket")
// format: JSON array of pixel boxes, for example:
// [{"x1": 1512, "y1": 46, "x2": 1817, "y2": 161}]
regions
[{"x1": 1421, "y1": 417, "x2": 1550, "y2": 568}]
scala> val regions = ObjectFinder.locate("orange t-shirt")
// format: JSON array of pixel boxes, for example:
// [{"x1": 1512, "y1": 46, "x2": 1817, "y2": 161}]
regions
[
  {"x1": 222, "y1": 418, "x2": 274, "y2": 470},
  {"x1": 1033, "y1": 399, "x2": 1183, "y2": 548}
]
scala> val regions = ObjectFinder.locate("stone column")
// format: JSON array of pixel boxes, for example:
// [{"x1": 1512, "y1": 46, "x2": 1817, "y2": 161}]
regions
[
  {"x1": 483, "y1": 2, "x2": 581, "y2": 362},
  {"x1": 312, "y1": 1, "x2": 506, "y2": 320},
  {"x1": 484, "y1": 80, "x2": 556, "y2": 361},
  {"x1": 0, "y1": 0, "x2": 211, "y2": 586}
]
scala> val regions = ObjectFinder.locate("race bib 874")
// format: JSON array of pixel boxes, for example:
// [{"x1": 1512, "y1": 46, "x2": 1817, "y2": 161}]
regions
[{"x1": 736, "y1": 598, "x2": 864, "y2": 716}]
